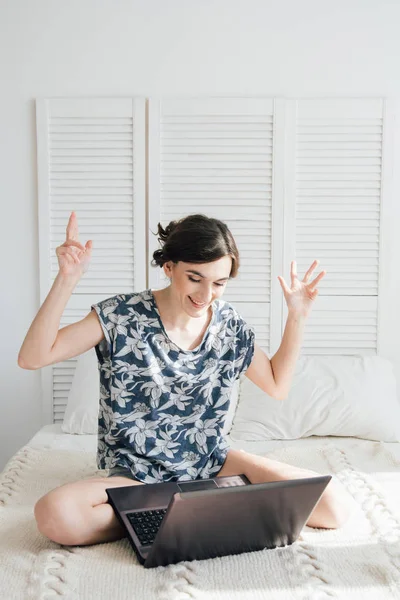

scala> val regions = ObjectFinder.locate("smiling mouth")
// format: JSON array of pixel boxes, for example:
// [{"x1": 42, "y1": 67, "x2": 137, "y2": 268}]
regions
[{"x1": 189, "y1": 296, "x2": 206, "y2": 308}]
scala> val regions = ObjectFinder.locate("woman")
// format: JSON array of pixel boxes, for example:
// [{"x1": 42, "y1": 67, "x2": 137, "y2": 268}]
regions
[{"x1": 18, "y1": 212, "x2": 354, "y2": 547}]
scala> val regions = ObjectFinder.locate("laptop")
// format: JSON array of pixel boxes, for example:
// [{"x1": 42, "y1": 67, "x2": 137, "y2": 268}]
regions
[{"x1": 106, "y1": 473, "x2": 331, "y2": 568}]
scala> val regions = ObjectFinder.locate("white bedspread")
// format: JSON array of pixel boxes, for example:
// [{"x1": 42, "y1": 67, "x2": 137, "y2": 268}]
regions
[{"x1": 1, "y1": 425, "x2": 400, "y2": 600}]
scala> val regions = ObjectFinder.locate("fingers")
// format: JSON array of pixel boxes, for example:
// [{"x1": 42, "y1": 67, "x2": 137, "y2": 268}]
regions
[
  {"x1": 290, "y1": 260, "x2": 297, "y2": 284},
  {"x1": 57, "y1": 214, "x2": 93, "y2": 272},
  {"x1": 277, "y1": 275, "x2": 291, "y2": 295},
  {"x1": 56, "y1": 246, "x2": 81, "y2": 264},
  {"x1": 65, "y1": 240, "x2": 86, "y2": 252},
  {"x1": 302, "y1": 260, "x2": 326, "y2": 291},
  {"x1": 57, "y1": 237, "x2": 92, "y2": 259},
  {"x1": 302, "y1": 260, "x2": 319, "y2": 283},
  {"x1": 66, "y1": 211, "x2": 79, "y2": 242},
  {"x1": 308, "y1": 270, "x2": 326, "y2": 290},
  {"x1": 284, "y1": 259, "x2": 326, "y2": 290}
]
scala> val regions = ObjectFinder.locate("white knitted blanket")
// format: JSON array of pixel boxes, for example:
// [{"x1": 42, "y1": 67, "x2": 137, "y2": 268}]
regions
[{"x1": 1, "y1": 439, "x2": 400, "y2": 600}]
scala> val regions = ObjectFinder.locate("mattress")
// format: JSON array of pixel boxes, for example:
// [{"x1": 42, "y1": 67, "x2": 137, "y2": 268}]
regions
[{"x1": 1, "y1": 424, "x2": 400, "y2": 600}]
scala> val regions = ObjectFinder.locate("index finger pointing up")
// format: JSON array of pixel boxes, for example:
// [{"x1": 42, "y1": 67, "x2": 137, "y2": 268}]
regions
[
  {"x1": 290, "y1": 260, "x2": 297, "y2": 284},
  {"x1": 66, "y1": 211, "x2": 79, "y2": 241}
]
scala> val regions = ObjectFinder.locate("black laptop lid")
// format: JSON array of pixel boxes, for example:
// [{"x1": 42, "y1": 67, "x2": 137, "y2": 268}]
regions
[{"x1": 145, "y1": 475, "x2": 331, "y2": 568}]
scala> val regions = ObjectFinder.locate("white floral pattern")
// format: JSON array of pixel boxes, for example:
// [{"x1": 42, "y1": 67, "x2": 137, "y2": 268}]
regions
[{"x1": 91, "y1": 289, "x2": 255, "y2": 483}]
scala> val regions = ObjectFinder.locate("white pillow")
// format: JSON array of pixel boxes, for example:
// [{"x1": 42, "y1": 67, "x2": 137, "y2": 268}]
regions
[
  {"x1": 230, "y1": 355, "x2": 400, "y2": 442},
  {"x1": 61, "y1": 349, "x2": 99, "y2": 434},
  {"x1": 61, "y1": 349, "x2": 241, "y2": 436}
]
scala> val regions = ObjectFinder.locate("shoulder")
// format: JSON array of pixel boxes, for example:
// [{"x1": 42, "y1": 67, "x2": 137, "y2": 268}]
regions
[
  {"x1": 214, "y1": 298, "x2": 255, "y2": 341},
  {"x1": 92, "y1": 289, "x2": 152, "y2": 315},
  {"x1": 214, "y1": 298, "x2": 245, "y2": 325}
]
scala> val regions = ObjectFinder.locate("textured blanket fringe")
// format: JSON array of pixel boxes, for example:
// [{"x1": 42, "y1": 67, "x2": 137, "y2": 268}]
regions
[
  {"x1": 322, "y1": 443, "x2": 400, "y2": 587},
  {"x1": 0, "y1": 444, "x2": 106, "y2": 507},
  {"x1": 254, "y1": 445, "x2": 341, "y2": 599},
  {"x1": 0, "y1": 445, "x2": 41, "y2": 506},
  {"x1": 292, "y1": 539, "x2": 337, "y2": 600},
  {"x1": 156, "y1": 562, "x2": 200, "y2": 600},
  {"x1": 280, "y1": 444, "x2": 344, "y2": 600},
  {"x1": 27, "y1": 546, "x2": 81, "y2": 600}
]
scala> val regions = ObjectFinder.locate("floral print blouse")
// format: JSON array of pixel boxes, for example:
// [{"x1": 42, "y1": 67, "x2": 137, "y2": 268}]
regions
[{"x1": 91, "y1": 289, "x2": 255, "y2": 483}]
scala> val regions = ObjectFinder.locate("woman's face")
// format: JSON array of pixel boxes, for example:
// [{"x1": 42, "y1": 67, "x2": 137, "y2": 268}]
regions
[{"x1": 163, "y1": 256, "x2": 232, "y2": 318}]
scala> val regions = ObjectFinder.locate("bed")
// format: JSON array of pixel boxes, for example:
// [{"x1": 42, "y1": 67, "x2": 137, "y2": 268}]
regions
[{"x1": 1, "y1": 420, "x2": 400, "y2": 600}]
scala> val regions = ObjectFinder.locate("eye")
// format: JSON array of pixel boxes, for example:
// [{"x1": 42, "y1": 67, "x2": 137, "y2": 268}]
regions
[{"x1": 188, "y1": 276, "x2": 226, "y2": 287}]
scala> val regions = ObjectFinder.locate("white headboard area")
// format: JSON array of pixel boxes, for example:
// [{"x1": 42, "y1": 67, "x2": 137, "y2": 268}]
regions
[{"x1": 36, "y1": 96, "x2": 395, "y2": 425}]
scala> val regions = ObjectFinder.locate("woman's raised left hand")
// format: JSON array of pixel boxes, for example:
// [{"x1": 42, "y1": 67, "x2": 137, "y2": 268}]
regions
[{"x1": 278, "y1": 260, "x2": 326, "y2": 318}]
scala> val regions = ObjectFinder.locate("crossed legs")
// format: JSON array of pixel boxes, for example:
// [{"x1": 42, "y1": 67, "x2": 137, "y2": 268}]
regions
[
  {"x1": 216, "y1": 448, "x2": 355, "y2": 529},
  {"x1": 34, "y1": 447, "x2": 355, "y2": 547}
]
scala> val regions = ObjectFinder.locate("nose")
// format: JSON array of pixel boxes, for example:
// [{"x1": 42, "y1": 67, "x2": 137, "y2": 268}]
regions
[
  {"x1": 203, "y1": 287, "x2": 214, "y2": 304},
  {"x1": 194, "y1": 287, "x2": 213, "y2": 305}
]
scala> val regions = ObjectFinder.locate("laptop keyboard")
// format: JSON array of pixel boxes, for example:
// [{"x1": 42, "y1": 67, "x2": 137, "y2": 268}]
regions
[{"x1": 126, "y1": 509, "x2": 167, "y2": 546}]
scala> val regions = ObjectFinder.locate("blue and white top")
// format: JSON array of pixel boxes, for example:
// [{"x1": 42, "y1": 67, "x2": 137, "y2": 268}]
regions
[{"x1": 91, "y1": 289, "x2": 255, "y2": 483}]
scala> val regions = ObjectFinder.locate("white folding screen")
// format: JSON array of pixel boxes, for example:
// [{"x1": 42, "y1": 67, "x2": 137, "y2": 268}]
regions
[
  {"x1": 282, "y1": 98, "x2": 392, "y2": 355},
  {"x1": 148, "y1": 96, "x2": 392, "y2": 357},
  {"x1": 36, "y1": 96, "x2": 393, "y2": 424},
  {"x1": 36, "y1": 98, "x2": 146, "y2": 423}
]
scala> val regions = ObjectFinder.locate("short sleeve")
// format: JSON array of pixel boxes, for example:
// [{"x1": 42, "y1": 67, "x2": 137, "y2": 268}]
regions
[
  {"x1": 91, "y1": 294, "x2": 122, "y2": 365},
  {"x1": 229, "y1": 308, "x2": 256, "y2": 378}
]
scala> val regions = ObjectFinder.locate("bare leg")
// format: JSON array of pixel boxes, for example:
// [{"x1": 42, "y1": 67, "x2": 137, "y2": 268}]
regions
[
  {"x1": 34, "y1": 476, "x2": 144, "y2": 546},
  {"x1": 217, "y1": 449, "x2": 356, "y2": 529}
]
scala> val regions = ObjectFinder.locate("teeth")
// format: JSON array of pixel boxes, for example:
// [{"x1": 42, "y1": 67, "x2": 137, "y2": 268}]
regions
[{"x1": 190, "y1": 297, "x2": 205, "y2": 307}]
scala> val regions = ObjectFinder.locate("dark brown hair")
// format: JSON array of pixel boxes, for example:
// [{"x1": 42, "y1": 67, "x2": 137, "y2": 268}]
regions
[{"x1": 151, "y1": 214, "x2": 240, "y2": 278}]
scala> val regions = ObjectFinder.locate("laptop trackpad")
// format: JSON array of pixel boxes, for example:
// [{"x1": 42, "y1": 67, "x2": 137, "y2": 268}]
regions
[{"x1": 178, "y1": 480, "x2": 218, "y2": 492}]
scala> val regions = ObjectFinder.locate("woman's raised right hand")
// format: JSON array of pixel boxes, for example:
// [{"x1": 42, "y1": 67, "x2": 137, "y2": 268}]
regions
[{"x1": 56, "y1": 212, "x2": 93, "y2": 278}]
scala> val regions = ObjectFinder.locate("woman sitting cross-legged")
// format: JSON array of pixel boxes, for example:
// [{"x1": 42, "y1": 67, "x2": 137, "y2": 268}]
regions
[{"x1": 18, "y1": 212, "x2": 356, "y2": 547}]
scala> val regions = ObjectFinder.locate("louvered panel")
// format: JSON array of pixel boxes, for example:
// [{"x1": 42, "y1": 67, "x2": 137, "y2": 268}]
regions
[
  {"x1": 59, "y1": 308, "x2": 89, "y2": 326},
  {"x1": 234, "y1": 303, "x2": 270, "y2": 354},
  {"x1": 284, "y1": 99, "x2": 388, "y2": 357},
  {"x1": 296, "y1": 101, "x2": 383, "y2": 297},
  {"x1": 52, "y1": 359, "x2": 77, "y2": 423},
  {"x1": 37, "y1": 98, "x2": 146, "y2": 425},
  {"x1": 48, "y1": 111, "x2": 135, "y2": 294},
  {"x1": 301, "y1": 297, "x2": 378, "y2": 355},
  {"x1": 161, "y1": 205, "x2": 270, "y2": 219}
]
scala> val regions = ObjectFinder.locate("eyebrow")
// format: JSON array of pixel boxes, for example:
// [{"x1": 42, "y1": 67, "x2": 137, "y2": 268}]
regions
[{"x1": 185, "y1": 270, "x2": 229, "y2": 282}]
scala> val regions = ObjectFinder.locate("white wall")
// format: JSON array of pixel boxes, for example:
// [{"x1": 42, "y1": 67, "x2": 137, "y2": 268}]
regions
[{"x1": 1, "y1": 0, "x2": 400, "y2": 471}]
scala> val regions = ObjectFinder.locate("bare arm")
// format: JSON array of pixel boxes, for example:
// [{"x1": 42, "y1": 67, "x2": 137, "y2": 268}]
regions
[
  {"x1": 246, "y1": 260, "x2": 325, "y2": 400},
  {"x1": 18, "y1": 273, "x2": 104, "y2": 369},
  {"x1": 245, "y1": 316, "x2": 306, "y2": 401},
  {"x1": 245, "y1": 343, "x2": 282, "y2": 400},
  {"x1": 18, "y1": 212, "x2": 101, "y2": 369}
]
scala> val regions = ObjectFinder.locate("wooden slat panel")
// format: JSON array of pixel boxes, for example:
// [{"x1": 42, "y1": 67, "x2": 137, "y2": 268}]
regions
[
  {"x1": 48, "y1": 113, "x2": 135, "y2": 293},
  {"x1": 37, "y1": 98, "x2": 146, "y2": 424},
  {"x1": 293, "y1": 100, "x2": 384, "y2": 354},
  {"x1": 51, "y1": 359, "x2": 77, "y2": 424},
  {"x1": 301, "y1": 297, "x2": 378, "y2": 355},
  {"x1": 233, "y1": 302, "x2": 270, "y2": 353}
]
